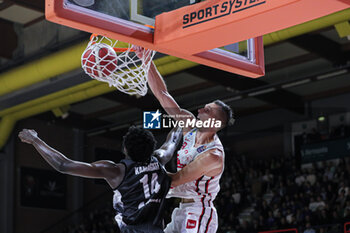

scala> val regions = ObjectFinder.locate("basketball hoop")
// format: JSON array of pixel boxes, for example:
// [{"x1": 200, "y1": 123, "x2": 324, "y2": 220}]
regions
[{"x1": 81, "y1": 34, "x2": 155, "y2": 96}]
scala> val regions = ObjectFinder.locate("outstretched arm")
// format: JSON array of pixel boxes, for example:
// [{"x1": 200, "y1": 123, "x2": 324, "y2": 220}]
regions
[
  {"x1": 148, "y1": 62, "x2": 195, "y2": 124},
  {"x1": 154, "y1": 127, "x2": 182, "y2": 165},
  {"x1": 18, "y1": 129, "x2": 124, "y2": 189},
  {"x1": 133, "y1": 46, "x2": 195, "y2": 133}
]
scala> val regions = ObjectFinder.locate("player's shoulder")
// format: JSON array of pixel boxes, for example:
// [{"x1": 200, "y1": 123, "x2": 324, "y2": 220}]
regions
[
  {"x1": 207, "y1": 147, "x2": 224, "y2": 157},
  {"x1": 93, "y1": 160, "x2": 119, "y2": 167},
  {"x1": 125, "y1": 156, "x2": 164, "y2": 173},
  {"x1": 92, "y1": 160, "x2": 125, "y2": 182},
  {"x1": 213, "y1": 134, "x2": 224, "y2": 150},
  {"x1": 196, "y1": 149, "x2": 223, "y2": 168},
  {"x1": 205, "y1": 137, "x2": 224, "y2": 159},
  {"x1": 120, "y1": 158, "x2": 139, "y2": 167},
  {"x1": 150, "y1": 156, "x2": 168, "y2": 172}
]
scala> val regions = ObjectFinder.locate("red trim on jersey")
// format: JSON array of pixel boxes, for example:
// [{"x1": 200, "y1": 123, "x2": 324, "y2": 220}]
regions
[
  {"x1": 205, "y1": 177, "x2": 214, "y2": 194},
  {"x1": 205, "y1": 176, "x2": 214, "y2": 207},
  {"x1": 195, "y1": 176, "x2": 204, "y2": 195},
  {"x1": 204, "y1": 208, "x2": 214, "y2": 233},
  {"x1": 197, "y1": 195, "x2": 206, "y2": 233},
  {"x1": 208, "y1": 194, "x2": 212, "y2": 207},
  {"x1": 205, "y1": 180, "x2": 209, "y2": 193}
]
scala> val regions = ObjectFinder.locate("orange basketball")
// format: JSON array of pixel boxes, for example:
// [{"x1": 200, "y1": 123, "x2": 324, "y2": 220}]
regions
[{"x1": 82, "y1": 43, "x2": 118, "y2": 78}]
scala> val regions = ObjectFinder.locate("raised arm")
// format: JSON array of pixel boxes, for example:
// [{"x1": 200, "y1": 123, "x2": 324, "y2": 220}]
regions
[
  {"x1": 18, "y1": 129, "x2": 124, "y2": 189},
  {"x1": 168, "y1": 149, "x2": 223, "y2": 187},
  {"x1": 133, "y1": 46, "x2": 195, "y2": 133},
  {"x1": 148, "y1": 62, "x2": 195, "y2": 123},
  {"x1": 154, "y1": 127, "x2": 182, "y2": 165}
]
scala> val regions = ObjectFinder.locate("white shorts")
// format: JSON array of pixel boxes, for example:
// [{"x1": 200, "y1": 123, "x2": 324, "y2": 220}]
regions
[{"x1": 164, "y1": 202, "x2": 218, "y2": 233}]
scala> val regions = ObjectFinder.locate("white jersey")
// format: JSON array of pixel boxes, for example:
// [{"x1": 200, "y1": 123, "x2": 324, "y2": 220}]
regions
[{"x1": 167, "y1": 128, "x2": 224, "y2": 203}]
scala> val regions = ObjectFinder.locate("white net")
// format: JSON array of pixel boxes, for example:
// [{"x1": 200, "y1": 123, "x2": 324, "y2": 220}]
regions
[{"x1": 81, "y1": 35, "x2": 156, "y2": 96}]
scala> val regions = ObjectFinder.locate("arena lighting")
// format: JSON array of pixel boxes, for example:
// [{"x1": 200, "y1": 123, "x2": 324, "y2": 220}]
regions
[
  {"x1": 224, "y1": 95, "x2": 243, "y2": 102},
  {"x1": 248, "y1": 88, "x2": 276, "y2": 97},
  {"x1": 87, "y1": 129, "x2": 107, "y2": 137},
  {"x1": 318, "y1": 116, "x2": 326, "y2": 122},
  {"x1": 316, "y1": 69, "x2": 348, "y2": 80},
  {"x1": 227, "y1": 66, "x2": 350, "y2": 102},
  {"x1": 281, "y1": 79, "x2": 311, "y2": 89},
  {"x1": 109, "y1": 124, "x2": 132, "y2": 132}
]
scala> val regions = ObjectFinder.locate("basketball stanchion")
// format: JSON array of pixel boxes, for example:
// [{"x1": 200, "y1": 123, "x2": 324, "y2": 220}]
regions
[{"x1": 81, "y1": 34, "x2": 155, "y2": 96}]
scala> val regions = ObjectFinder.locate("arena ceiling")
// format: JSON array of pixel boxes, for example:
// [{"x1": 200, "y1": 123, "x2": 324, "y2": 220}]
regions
[{"x1": 0, "y1": 0, "x2": 349, "y2": 141}]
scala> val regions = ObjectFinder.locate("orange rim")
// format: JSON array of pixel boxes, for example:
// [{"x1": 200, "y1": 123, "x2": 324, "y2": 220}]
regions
[
  {"x1": 89, "y1": 34, "x2": 134, "y2": 53},
  {"x1": 144, "y1": 24, "x2": 155, "y2": 29}
]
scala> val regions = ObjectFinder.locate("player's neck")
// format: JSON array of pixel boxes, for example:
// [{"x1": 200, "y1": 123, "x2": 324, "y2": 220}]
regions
[{"x1": 195, "y1": 130, "x2": 216, "y2": 145}]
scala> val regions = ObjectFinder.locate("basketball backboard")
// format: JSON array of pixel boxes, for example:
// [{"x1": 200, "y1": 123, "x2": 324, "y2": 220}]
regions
[
  {"x1": 45, "y1": 0, "x2": 349, "y2": 78},
  {"x1": 67, "y1": 0, "x2": 186, "y2": 26},
  {"x1": 46, "y1": 0, "x2": 264, "y2": 78}
]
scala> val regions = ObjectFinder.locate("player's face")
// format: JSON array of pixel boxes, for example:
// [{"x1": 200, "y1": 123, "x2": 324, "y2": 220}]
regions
[{"x1": 197, "y1": 102, "x2": 220, "y2": 121}]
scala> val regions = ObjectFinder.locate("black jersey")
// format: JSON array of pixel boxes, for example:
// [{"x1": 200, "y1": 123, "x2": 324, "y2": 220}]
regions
[{"x1": 113, "y1": 156, "x2": 171, "y2": 228}]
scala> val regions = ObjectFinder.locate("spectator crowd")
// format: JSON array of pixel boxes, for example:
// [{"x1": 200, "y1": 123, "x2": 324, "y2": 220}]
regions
[
  {"x1": 60, "y1": 154, "x2": 350, "y2": 233},
  {"x1": 217, "y1": 154, "x2": 350, "y2": 233}
]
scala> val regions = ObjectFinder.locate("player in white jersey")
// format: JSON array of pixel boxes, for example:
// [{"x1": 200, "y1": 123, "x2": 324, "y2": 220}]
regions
[
  {"x1": 165, "y1": 127, "x2": 225, "y2": 233},
  {"x1": 134, "y1": 46, "x2": 234, "y2": 233}
]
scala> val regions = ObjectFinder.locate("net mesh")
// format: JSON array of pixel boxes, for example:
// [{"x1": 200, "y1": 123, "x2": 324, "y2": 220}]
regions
[{"x1": 81, "y1": 35, "x2": 155, "y2": 96}]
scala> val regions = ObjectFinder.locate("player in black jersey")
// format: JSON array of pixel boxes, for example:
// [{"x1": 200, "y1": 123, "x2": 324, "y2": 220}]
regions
[{"x1": 18, "y1": 126, "x2": 182, "y2": 233}]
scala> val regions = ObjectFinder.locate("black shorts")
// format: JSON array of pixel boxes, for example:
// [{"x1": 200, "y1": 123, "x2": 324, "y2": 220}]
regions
[{"x1": 120, "y1": 223, "x2": 164, "y2": 233}]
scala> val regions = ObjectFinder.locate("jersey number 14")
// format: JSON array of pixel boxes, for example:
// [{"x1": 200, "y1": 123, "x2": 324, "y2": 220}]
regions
[{"x1": 139, "y1": 173, "x2": 161, "y2": 198}]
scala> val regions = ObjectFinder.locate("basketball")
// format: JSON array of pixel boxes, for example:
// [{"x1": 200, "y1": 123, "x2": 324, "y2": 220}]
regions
[{"x1": 81, "y1": 43, "x2": 118, "y2": 79}]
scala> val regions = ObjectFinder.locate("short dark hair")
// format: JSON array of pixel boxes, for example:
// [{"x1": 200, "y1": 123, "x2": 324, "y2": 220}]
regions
[
  {"x1": 122, "y1": 126, "x2": 157, "y2": 163},
  {"x1": 214, "y1": 100, "x2": 234, "y2": 126}
]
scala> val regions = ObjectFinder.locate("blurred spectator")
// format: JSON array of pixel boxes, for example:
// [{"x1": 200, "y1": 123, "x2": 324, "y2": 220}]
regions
[
  {"x1": 309, "y1": 196, "x2": 325, "y2": 212},
  {"x1": 306, "y1": 169, "x2": 317, "y2": 185},
  {"x1": 303, "y1": 223, "x2": 316, "y2": 233},
  {"x1": 295, "y1": 171, "x2": 305, "y2": 186},
  {"x1": 336, "y1": 190, "x2": 347, "y2": 207},
  {"x1": 266, "y1": 211, "x2": 276, "y2": 227},
  {"x1": 338, "y1": 181, "x2": 349, "y2": 196}
]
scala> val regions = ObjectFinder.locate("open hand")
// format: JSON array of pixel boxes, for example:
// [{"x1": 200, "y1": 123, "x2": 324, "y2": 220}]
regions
[
  {"x1": 18, "y1": 129, "x2": 38, "y2": 144},
  {"x1": 132, "y1": 45, "x2": 144, "y2": 59},
  {"x1": 132, "y1": 45, "x2": 153, "y2": 63}
]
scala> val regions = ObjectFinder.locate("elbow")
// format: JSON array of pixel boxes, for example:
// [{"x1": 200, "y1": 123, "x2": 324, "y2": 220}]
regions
[
  {"x1": 154, "y1": 149, "x2": 167, "y2": 165},
  {"x1": 170, "y1": 173, "x2": 181, "y2": 187},
  {"x1": 155, "y1": 90, "x2": 169, "y2": 103},
  {"x1": 171, "y1": 180, "x2": 180, "y2": 188},
  {"x1": 57, "y1": 161, "x2": 68, "y2": 174}
]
